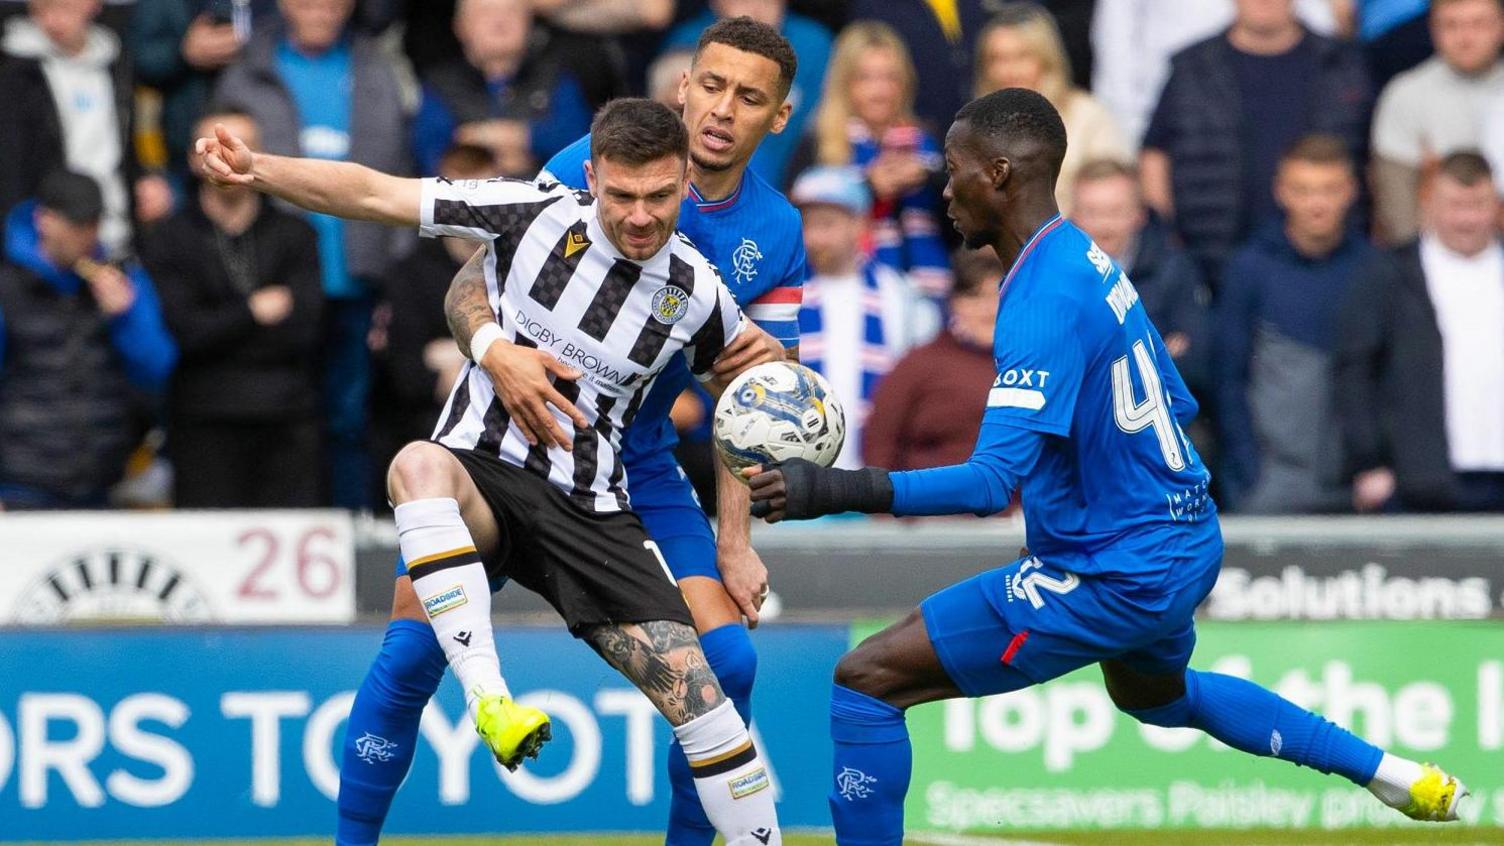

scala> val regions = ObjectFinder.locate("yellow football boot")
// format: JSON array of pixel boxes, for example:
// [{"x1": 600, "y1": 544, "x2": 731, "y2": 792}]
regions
[
  {"x1": 474, "y1": 695, "x2": 551, "y2": 771},
  {"x1": 1399, "y1": 763, "x2": 1468, "y2": 822}
]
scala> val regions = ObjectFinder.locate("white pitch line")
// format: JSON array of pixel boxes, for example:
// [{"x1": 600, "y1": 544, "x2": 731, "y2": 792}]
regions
[{"x1": 907, "y1": 831, "x2": 1065, "y2": 846}]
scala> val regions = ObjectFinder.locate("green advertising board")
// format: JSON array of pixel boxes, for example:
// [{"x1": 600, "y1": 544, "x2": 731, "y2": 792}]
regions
[{"x1": 852, "y1": 621, "x2": 1504, "y2": 832}]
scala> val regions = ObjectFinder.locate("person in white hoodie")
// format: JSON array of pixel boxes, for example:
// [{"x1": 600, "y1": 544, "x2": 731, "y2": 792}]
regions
[{"x1": 0, "y1": 0, "x2": 172, "y2": 258}]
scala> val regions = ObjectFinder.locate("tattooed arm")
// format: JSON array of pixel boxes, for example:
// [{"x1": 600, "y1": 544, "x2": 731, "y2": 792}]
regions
[
  {"x1": 582, "y1": 620, "x2": 726, "y2": 725},
  {"x1": 443, "y1": 247, "x2": 589, "y2": 446}
]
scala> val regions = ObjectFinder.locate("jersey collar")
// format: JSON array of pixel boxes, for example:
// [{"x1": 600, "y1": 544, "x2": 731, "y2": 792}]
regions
[
  {"x1": 688, "y1": 175, "x2": 745, "y2": 212},
  {"x1": 999, "y1": 214, "x2": 1065, "y2": 295}
]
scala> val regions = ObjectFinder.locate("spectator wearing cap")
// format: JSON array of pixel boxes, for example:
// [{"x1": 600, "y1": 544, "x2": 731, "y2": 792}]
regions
[
  {"x1": 0, "y1": 0, "x2": 175, "y2": 256},
  {"x1": 863, "y1": 247, "x2": 1003, "y2": 473},
  {"x1": 1336, "y1": 150, "x2": 1504, "y2": 512},
  {"x1": 1216, "y1": 135, "x2": 1376, "y2": 513},
  {"x1": 794, "y1": 165, "x2": 936, "y2": 471},
  {"x1": 142, "y1": 107, "x2": 325, "y2": 508},
  {"x1": 215, "y1": 0, "x2": 412, "y2": 508},
  {"x1": 0, "y1": 171, "x2": 177, "y2": 509},
  {"x1": 661, "y1": 0, "x2": 832, "y2": 187},
  {"x1": 1371, "y1": 0, "x2": 1504, "y2": 244}
]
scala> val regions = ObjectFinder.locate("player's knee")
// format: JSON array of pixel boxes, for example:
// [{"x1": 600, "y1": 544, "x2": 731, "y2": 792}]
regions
[
  {"x1": 386, "y1": 441, "x2": 458, "y2": 503},
  {"x1": 833, "y1": 643, "x2": 900, "y2": 703}
]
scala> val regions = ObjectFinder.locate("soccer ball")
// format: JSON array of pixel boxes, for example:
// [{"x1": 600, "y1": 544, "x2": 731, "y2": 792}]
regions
[{"x1": 712, "y1": 361, "x2": 846, "y2": 475}]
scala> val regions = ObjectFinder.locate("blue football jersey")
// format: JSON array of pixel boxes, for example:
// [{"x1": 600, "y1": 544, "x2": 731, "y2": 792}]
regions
[
  {"x1": 541, "y1": 135, "x2": 807, "y2": 469},
  {"x1": 985, "y1": 216, "x2": 1215, "y2": 572}
]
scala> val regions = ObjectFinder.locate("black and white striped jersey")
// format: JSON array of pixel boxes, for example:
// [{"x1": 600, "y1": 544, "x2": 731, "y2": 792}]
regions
[{"x1": 420, "y1": 176, "x2": 745, "y2": 513}]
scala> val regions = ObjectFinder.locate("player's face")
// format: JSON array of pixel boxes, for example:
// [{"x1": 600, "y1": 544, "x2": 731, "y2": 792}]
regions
[
  {"x1": 978, "y1": 28, "x2": 1045, "y2": 93},
  {"x1": 1274, "y1": 159, "x2": 1355, "y2": 245},
  {"x1": 586, "y1": 154, "x2": 688, "y2": 261},
  {"x1": 279, "y1": 0, "x2": 355, "y2": 52},
  {"x1": 942, "y1": 122, "x2": 1003, "y2": 250},
  {"x1": 849, "y1": 48, "x2": 906, "y2": 130},
  {"x1": 1426, "y1": 174, "x2": 1501, "y2": 257},
  {"x1": 1433, "y1": 0, "x2": 1504, "y2": 76},
  {"x1": 1071, "y1": 175, "x2": 1145, "y2": 259},
  {"x1": 679, "y1": 43, "x2": 792, "y2": 174}
]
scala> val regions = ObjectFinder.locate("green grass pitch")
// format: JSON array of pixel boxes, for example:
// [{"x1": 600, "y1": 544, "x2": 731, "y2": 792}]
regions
[{"x1": 16, "y1": 830, "x2": 1504, "y2": 846}]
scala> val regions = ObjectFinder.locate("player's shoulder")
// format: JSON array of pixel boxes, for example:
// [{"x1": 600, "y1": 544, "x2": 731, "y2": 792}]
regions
[
  {"x1": 739, "y1": 168, "x2": 804, "y2": 232},
  {"x1": 1008, "y1": 221, "x2": 1127, "y2": 325},
  {"x1": 539, "y1": 134, "x2": 592, "y2": 190},
  {"x1": 669, "y1": 231, "x2": 728, "y2": 288}
]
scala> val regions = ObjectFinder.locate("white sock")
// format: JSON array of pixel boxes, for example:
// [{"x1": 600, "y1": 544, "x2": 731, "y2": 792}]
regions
[
  {"x1": 395, "y1": 497, "x2": 510, "y2": 714},
  {"x1": 1367, "y1": 752, "x2": 1423, "y2": 808},
  {"x1": 672, "y1": 700, "x2": 781, "y2": 846}
]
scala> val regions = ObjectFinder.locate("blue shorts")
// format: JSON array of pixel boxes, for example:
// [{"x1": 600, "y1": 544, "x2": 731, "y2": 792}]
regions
[
  {"x1": 920, "y1": 528, "x2": 1223, "y2": 697},
  {"x1": 394, "y1": 456, "x2": 720, "y2": 584}
]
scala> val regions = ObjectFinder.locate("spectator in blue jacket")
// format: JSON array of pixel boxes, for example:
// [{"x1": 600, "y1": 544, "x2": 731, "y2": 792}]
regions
[
  {"x1": 661, "y1": 0, "x2": 831, "y2": 186},
  {"x1": 0, "y1": 171, "x2": 176, "y2": 509},
  {"x1": 412, "y1": 0, "x2": 592, "y2": 176},
  {"x1": 1214, "y1": 135, "x2": 1377, "y2": 513},
  {"x1": 1140, "y1": 0, "x2": 1372, "y2": 282}
]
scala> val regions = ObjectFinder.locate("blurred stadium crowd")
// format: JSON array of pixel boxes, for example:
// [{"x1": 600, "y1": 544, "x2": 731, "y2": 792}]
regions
[{"x1": 0, "y1": 0, "x2": 1500, "y2": 516}]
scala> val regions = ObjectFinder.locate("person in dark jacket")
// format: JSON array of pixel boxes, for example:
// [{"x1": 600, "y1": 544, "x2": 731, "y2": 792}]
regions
[
  {"x1": 1216, "y1": 135, "x2": 1376, "y2": 513},
  {"x1": 1070, "y1": 158, "x2": 1209, "y2": 389},
  {"x1": 411, "y1": 0, "x2": 592, "y2": 176},
  {"x1": 214, "y1": 0, "x2": 412, "y2": 508},
  {"x1": 366, "y1": 143, "x2": 493, "y2": 503},
  {"x1": 144, "y1": 109, "x2": 325, "y2": 508},
  {"x1": 0, "y1": 171, "x2": 177, "y2": 509},
  {"x1": 1336, "y1": 150, "x2": 1504, "y2": 513},
  {"x1": 0, "y1": 0, "x2": 174, "y2": 256},
  {"x1": 1140, "y1": 0, "x2": 1372, "y2": 281}
]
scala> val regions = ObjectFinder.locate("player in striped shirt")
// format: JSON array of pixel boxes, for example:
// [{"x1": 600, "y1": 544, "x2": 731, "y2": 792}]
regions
[
  {"x1": 441, "y1": 18, "x2": 807, "y2": 845},
  {"x1": 195, "y1": 98, "x2": 784, "y2": 846}
]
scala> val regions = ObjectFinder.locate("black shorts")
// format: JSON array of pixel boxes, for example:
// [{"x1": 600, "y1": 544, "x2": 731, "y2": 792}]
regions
[{"x1": 448, "y1": 448, "x2": 693, "y2": 635}]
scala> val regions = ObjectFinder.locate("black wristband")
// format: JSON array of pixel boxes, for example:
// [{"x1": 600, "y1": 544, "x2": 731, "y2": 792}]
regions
[{"x1": 784, "y1": 461, "x2": 894, "y2": 519}]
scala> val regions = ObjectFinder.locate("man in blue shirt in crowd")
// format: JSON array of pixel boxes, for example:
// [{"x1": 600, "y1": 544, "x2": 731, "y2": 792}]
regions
[
  {"x1": 335, "y1": 17, "x2": 807, "y2": 846},
  {"x1": 745, "y1": 88, "x2": 1468, "y2": 845}
]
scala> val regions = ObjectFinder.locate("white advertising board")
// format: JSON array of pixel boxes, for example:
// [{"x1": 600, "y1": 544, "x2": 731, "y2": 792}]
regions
[{"x1": 0, "y1": 510, "x2": 355, "y2": 624}]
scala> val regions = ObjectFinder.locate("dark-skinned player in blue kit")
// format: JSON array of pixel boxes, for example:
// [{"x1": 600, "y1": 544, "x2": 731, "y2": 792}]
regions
[
  {"x1": 744, "y1": 88, "x2": 1469, "y2": 845},
  {"x1": 335, "y1": 18, "x2": 806, "y2": 846}
]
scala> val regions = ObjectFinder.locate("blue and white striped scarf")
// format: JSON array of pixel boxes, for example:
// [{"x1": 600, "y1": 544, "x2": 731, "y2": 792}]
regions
[{"x1": 798, "y1": 262, "x2": 895, "y2": 424}]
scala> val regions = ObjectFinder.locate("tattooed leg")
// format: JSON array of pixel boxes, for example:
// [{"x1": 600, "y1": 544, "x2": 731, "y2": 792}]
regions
[{"x1": 582, "y1": 620, "x2": 727, "y2": 725}]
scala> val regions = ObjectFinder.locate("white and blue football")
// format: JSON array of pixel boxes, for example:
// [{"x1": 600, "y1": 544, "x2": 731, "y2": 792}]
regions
[{"x1": 713, "y1": 361, "x2": 846, "y2": 475}]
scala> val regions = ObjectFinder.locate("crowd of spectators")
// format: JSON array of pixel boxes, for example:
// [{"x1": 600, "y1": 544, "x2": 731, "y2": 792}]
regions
[{"x1": 0, "y1": 0, "x2": 1500, "y2": 516}]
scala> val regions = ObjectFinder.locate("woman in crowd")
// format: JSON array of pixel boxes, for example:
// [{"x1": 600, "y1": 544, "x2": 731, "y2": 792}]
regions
[
  {"x1": 792, "y1": 20, "x2": 952, "y2": 299},
  {"x1": 975, "y1": 2, "x2": 1130, "y2": 211}
]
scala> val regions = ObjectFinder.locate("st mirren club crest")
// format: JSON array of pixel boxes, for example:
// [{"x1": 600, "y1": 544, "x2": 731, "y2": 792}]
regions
[
  {"x1": 12, "y1": 548, "x2": 213, "y2": 623},
  {"x1": 731, "y1": 238, "x2": 763, "y2": 285},
  {"x1": 651, "y1": 285, "x2": 691, "y2": 325}
]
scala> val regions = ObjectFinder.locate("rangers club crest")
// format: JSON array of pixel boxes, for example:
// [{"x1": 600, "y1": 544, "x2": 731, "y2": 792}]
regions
[
  {"x1": 651, "y1": 285, "x2": 691, "y2": 324},
  {"x1": 355, "y1": 732, "x2": 399, "y2": 764},
  {"x1": 732, "y1": 238, "x2": 763, "y2": 284}
]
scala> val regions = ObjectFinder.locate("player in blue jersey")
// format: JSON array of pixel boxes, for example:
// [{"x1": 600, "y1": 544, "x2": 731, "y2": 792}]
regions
[
  {"x1": 744, "y1": 89, "x2": 1469, "y2": 844},
  {"x1": 334, "y1": 18, "x2": 805, "y2": 846}
]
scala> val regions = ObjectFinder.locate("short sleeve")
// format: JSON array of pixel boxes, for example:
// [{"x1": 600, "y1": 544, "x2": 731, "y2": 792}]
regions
[
  {"x1": 744, "y1": 237, "x2": 805, "y2": 349},
  {"x1": 418, "y1": 177, "x2": 560, "y2": 241},
  {"x1": 686, "y1": 275, "x2": 748, "y2": 379},
  {"x1": 983, "y1": 294, "x2": 1087, "y2": 436}
]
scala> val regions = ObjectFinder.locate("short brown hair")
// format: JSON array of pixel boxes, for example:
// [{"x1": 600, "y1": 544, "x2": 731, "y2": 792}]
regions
[
  {"x1": 697, "y1": 16, "x2": 798, "y2": 100},
  {"x1": 1281, "y1": 134, "x2": 1353, "y2": 172},
  {"x1": 589, "y1": 98, "x2": 689, "y2": 166},
  {"x1": 1436, "y1": 150, "x2": 1494, "y2": 187}
]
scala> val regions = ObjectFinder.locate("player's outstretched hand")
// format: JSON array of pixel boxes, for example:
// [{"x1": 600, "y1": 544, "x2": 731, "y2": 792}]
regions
[
  {"x1": 479, "y1": 339, "x2": 589, "y2": 450},
  {"x1": 194, "y1": 124, "x2": 256, "y2": 187},
  {"x1": 711, "y1": 322, "x2": 784, "y2": 382},
  {"x1": 745, "y1": 460, "x2": 894, "y2": 522}
]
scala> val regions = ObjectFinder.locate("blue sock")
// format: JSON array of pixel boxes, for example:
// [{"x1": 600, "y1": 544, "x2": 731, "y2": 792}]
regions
[
  {"x1": 1129, "y1": 669, "x2": 1383, "y2": 785},
  {"x1": 665, "y1": 623, "x2": 757, "y2": 846},
  {"x1": 337, "y1": 618, "x2": 447, "y2": 846},
  {"x1": 829, "y1": 684, "x2": 910, "y2": 846}
]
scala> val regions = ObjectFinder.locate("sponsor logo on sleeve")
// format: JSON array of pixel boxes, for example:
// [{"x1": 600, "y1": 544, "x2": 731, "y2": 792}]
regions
[{"x1": 728, "y1": 767, "x2": 771, "y2": 799}]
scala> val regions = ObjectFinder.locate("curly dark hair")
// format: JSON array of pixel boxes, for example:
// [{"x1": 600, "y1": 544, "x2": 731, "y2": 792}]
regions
[{"x1": 696, "y1": 16, "x2": 798, "y2": 100}]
